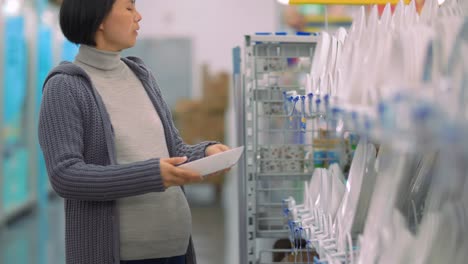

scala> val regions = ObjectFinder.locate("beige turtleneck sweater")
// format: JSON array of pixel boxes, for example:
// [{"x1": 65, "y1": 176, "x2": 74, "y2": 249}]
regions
[{"x1": 74, "y1": 45, "x2": 191, "y2": 260}]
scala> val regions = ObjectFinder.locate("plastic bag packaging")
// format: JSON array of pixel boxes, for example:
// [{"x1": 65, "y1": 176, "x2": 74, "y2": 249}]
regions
[
  {"x1": 452, "y1": 203, "x2": 467, "y2": 263},
  {"x1": 405, "y1": 152, "x2": 437, "y2": 230},
  {"x1": 302, "y1": 180, "x2": 310, "y2": 210},
  {"x1": 411, "y1": 203, "x2": 459, "y2": 264},
  {"x1": 425, "y1": 138, "x2": 467, "y2": 213},
  {"x1": 393, "y1": 152, "x2": 424, "y2": 229},
  {"x1": 335, "y1": 140, "x2": 377, "y2": 251},
  {"x1": 462, "y1": 175, "x2": 468, "y2": 205},
  {"x1": 406, "y1": 212, "x2": 440, "y2": 264},
  {"x1": 455, "y1": 242, "x2": 468, "y2": 264},
  {"x1": 309, "y1": 168, "x2": 325, "y2": 210},
  {"x1": 320, "y1": 168, "x2": 332, "y2": 215},
  {"x1": 379, "y1": 210, "x2": 416, "y2": 264},
  {"x1": 359, "y1": 147, "x2": 421, "y2": 263},
  {"x1": 329, "y1": 164, "x2": 346, "y2": 220},
  {"x1": 310, "y1": 31, "x2": 331, "y2": 85}
]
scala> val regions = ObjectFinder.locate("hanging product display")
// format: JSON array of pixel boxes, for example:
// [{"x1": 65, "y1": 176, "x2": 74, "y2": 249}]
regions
[
  {"x1": 36, "y1": 2, "x2": 55, "y2": 263},
  {"x1": 36, "y1": 23, "x2": 53, "y2": 204},
  {"x1": 237, "y1": 0, "x2": 467, "y2": 263},
  {"x1": 2, "y1": 1, "x2": 30, "y2": 214}
]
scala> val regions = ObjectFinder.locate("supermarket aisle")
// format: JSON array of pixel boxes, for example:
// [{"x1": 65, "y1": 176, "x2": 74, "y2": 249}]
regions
[
  {"x1": 0, "y1": 189, "x2": 225, "y2": 264},
  {"x1": 0, "y1": 196, "x2": 65, "y2": 264},
  {"x1": 186, "y1": 184, "x2": 226, "y2": 264},
  {"x1": 191, "y1": 205, "x2": 225, "y2": 264}
]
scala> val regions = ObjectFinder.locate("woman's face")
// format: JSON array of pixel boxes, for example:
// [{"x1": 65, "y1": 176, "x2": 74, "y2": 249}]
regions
[{"x1": 96, "y1": 0, "x2": 142, "y2": 51}]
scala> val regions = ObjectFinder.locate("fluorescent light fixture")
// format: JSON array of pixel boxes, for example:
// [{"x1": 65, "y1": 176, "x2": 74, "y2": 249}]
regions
[
  {"x1": 277, "y1": 0, "x2": 290, "y2": 5},
  {"x1": 438, "y1": 0, "x2": 445, "y2": 4},
  {"x1": 3, "y1": 0, "x2": 21, "y2": 15}
]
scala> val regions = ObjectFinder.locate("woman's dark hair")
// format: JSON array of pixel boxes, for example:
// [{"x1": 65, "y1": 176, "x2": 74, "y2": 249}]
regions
[{"x1": 60, "y1": 0, "x2": 116, "y2": 46}]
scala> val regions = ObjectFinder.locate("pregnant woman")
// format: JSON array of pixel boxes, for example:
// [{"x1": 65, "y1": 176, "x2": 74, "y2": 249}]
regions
[{"x1": 38, "y1": 0, "x2": 230, "y2": 263}]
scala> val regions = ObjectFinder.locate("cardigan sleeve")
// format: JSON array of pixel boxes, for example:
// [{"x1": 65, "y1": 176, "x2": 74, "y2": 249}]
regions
[{"x1": 38, "y1": 74, "x2": 166, "y2": 201}]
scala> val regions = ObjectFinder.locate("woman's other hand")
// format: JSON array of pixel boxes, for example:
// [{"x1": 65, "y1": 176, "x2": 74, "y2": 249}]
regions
[
  {"x1": 160, "y1": 157, "x2": 203, "y2": 188},
  {"x1": 204, "y1": 144, "x2": 231, "y2": 178},
  {"x1": 205, "y1": 144, "x2": 230, "y2": 156}
]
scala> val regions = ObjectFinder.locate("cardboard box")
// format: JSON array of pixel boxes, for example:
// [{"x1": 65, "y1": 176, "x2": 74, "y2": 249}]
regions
[
  {"x1": 198, "y1": 106, "x2": 226, "y2": 186},
  {"x1": 174, "y1": 99, "x2": 226, "y2": 144},
  {"x1": 201, "y1": 65, "x2": 230, "y2": 112},
  {"x1": 173, "y1": 64, "x2": 230, "y2": 188},
  {"x1": 199, "y1": 107, "x2": 225, "y2": 142},
  {"x1": 173, "y1": 100, "x2": 203, "y2": 144}
]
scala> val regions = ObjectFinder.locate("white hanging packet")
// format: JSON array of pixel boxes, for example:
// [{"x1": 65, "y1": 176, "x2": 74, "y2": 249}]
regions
[
  {"x1": 412, "y1": 203, "x2": 459, "y2": 264},
  {"x1": 309, "y1": 168, "x2": 325, "y2": 210},
  {"x1": 335, "y1": 141, "x2": 377, "y2": 251},
  {"x1": 381, "y1": 3, "x2": 392, "y2": 30},
  {"x1": 318, "y1": 168, "x2": 330, "y2": 213},
  {"x1": 327, "y1": 36, "x2": 339, "y2": 86},
  {"x1": 310, "y1": 31, "x2": 331, "y2": 89},
  {"x1": 379, "y1": 210, "x2": 416, "y2": 264},
  {"x1": 328, "y1": 163, "x2": 346, "y2": 220}
]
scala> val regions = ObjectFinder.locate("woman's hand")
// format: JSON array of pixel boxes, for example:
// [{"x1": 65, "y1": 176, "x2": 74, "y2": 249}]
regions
[
  {"x1": 160, "y1": 157, "x2": 203, "y2": 188},
  {"x1": 205, "y1": 144, "x2": 230, "y2": 156},
  {"x1": 205, "y1": 144, "x2": 231, "y2": 178}
]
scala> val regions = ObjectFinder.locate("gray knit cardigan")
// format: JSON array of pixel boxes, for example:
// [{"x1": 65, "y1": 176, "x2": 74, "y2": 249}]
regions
[{"x1": 38, "y1": 56, "x2": 216, "y2": 264}]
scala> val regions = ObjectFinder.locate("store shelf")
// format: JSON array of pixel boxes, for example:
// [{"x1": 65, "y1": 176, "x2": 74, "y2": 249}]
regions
[
  {"x1": 257, "y1": 229, "x2": 290, "y2": 239},
  {"x1": 248, "y1": 35, "x2": 319, "y2": 45},
  {"x1": 257, "y1": 172, "x2": 312, "y2": 178},
  {"x1": 240, "y1": 35, "x2": 319, "y2": 264},
  {"x1": 0, "y1": 189, "x2": 57, "y2": 228},
  {"x1": 254, "y1": 44, "x2": 316, "y2": 58},
  {"x1": 0, "y1": 198, "x2": 36, "y2": 227}
]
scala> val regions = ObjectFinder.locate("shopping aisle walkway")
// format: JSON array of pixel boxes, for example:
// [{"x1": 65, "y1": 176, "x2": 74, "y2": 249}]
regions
[
  {"x1": 0, "y1": 190, "x2": 225, "y2": 264},
  {"x1": 0, "y1": 196, "x2": 65, "y2": 264},
  {"x1": 191, "y1": 206, "x2": 225, "y2": 264}
]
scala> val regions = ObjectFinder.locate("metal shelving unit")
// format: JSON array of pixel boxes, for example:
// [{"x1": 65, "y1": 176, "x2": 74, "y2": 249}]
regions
[
  {"x1": 0, "y1": 1, "x2": 54, "y2": 227},
  {"x1": 0, "y1": 11, "x2": 36, "y2": 227},
  {"x1": 238, "y1": 34, "x2": 320, "y2": 264},
  {"x1": 0, "y1": 6, "x2": 5, "y2": 225}
]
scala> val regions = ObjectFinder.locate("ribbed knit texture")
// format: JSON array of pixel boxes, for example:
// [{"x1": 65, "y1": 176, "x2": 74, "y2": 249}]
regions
[
  {"x1": 75, "y1": 45, "x2": 192, "y2": 260},
  {"x1": 38, "y1": 56, "x2": 216, "y2": 264}
]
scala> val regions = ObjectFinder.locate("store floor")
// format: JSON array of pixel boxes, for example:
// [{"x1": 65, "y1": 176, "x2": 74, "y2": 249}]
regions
[{"x1": 0, "y1": 185, "x2": 225, "y2": 264}]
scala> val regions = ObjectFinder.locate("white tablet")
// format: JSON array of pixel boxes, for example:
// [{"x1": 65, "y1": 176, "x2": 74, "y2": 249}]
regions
[{"x1": 178, "y1": 146, "x2": 244, "y2": 176}]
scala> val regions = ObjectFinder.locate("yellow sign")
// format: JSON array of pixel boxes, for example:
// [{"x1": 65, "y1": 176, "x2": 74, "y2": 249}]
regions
[
  {"x1": 304, "y1": 15, "x2": 353, "y2": 31},
  {"x1": 290, "y1": 0, "x2": 410, "y2": 5}
]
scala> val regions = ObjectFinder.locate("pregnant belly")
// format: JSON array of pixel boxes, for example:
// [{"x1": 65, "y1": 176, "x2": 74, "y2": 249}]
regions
[{"x1": 118, "y1": 186, "x2": 192, "y2": 242}]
